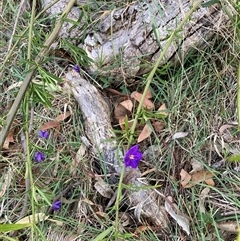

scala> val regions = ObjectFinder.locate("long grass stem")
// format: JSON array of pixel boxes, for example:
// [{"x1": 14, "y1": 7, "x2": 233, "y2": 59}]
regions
[
  {"x1": 128, "y1": 0, "x2": 204, "y2": 145},
  {"x1": 0, "y1": 0, "x2": 76, "y2": 149}
]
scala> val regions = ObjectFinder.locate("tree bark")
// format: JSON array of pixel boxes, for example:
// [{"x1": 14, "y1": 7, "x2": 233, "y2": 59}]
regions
[
  {"x1": 66, "y1": 70, "x2": 168, "y2": 227},
  {"x1": 43, "y1": 0, "x2": 234, "y2": 83}
]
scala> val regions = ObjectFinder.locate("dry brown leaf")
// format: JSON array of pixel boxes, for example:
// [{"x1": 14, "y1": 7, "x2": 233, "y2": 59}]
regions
[
  {"x1": 199, "y1": 187, "x2": 210, "y2": 213},
  {"x1": 184, "y1": 171, "x2": 214, "y2": 188},
  {"x1": 118, "y1": 116, "x2": 126, "y2": 130},
  {"x1": 120, "y1": 99, "x2": 133, "y2": 112},
  {"x1": 145, "y1": 88, "x2": 152, "y2": 99},
  {"x1": 158, "y1": 103, "x2": 168, "y2": 117},
  {"x1": 134, "y1": 225, "x2": 149, "y2": 235},
  {"x1": 40, "y1": 121, "x2": 60, "y2": 131},
  {"x1": 204, "y1": 178, "x2": 215, "y2": 186},
  {"x1": 191, "y1": 171, "x2": 213, "y2": 183},
  {"x1": 152, "y1": 121, "x2": 165, "y2": 133},
  {"x1": 54, "y1": 111, "x2": 71, "y2": 122},
  {"x1": 180, "y1": 169, "x2": 191, "y2": 188},
  {"x1": 165, "y1": 196, "x2": 190, "y2": 235},
  {"x1": 131, "y1": 91, "x2": 154, "y2": 109},
  {"x1": 3, "y1": 129, "x2": 15, "y2": 149},
  {"x1": 137, "y1": 124, "x2": 152, "y2": 143},
  {"x1": 189, "y1": 158, "x2": 204, "y2": 174},
  {"x1": 217, "y1": 221, "x2": 239, "y2": 233},
  {"x1": 94, "y1": 177, "x2": 114, "y2": 199},
  {"x1": 114, "y1": 103, "x2": 130, "y2": 119}
]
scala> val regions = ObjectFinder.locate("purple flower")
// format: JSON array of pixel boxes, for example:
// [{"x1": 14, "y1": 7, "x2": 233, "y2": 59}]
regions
[
  {"x1": 73, "y1": 65, "x2": 81, "y2": 73},
  {"x1": 52, "y1": 200, "x2": 61, "y2": 211},
  {"x1": 39, "y1": 130, "x2": 49, "y2": 139},
  {"x1": 124, "y1": 144, "x2": 143, "y2": 168},
  {"x1": 34, "y1": 151, "x2": 45, "y2": 162}
]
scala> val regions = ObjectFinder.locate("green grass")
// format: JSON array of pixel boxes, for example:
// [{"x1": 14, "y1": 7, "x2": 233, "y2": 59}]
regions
[{"x1": 0, "y1": 0, "x2": 240, "y2": 240}]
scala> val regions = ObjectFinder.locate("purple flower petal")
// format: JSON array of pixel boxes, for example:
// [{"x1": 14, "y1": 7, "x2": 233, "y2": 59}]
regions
[
  {"x1": 73, "y1": 65, "x2": 81, "y2": 73},
  {"x1": 39, "y1": 130, "x2": 49, "y2": 139},
  {"x1": 52, "y1": 200, "x2": 61, "y2": 211},
  {"x1": 34, "y1": 151, "x2": 45, "y2": 162},
  {"x1": 124, "y1": 144, "x2": 143, "y2": 168}
]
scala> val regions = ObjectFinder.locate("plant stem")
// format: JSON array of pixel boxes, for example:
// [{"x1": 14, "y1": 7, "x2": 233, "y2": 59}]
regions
[
  {"x1": 114, "y1": 165, "x2": 125, "y2": 237},
  {"x1": 0, "y1": 0, "x2": 76, "y2": 149},
  {"x1": 114, "y1": 0, "x2": 204, "y2": 236},
  {"x1": 238, "y1": 62, "x2": 240, "y2": 130},
  {"x1": 128, "y1": 0, "x2": 204, "y2": 145},
  {"x1": 0, "y1": 0, "x2": 61, "y2": 77},
  {"x1": 27, "y1": 0, "x2": 36, "y2": 238}
]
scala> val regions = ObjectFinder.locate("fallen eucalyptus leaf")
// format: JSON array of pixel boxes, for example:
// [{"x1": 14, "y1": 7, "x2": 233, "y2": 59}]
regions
[
  {"x1": 180, "y1": 169, "x2": 191, "y2": 188},
  {"x1": 137, "y1": 123, "x2": 152, "y2": 143},
  {"x1": 16, "y1": 213, "x2": 49, "y2": 224},
  {"x1": 165, "y1": 196, "x2": 190, "y2": 235},
  {"x1": 120, "y1": 99, "x2": 133, "y2": 112},
  {"x1": 131, "y1": 91, "x2": 154, "y2": 109},
  {"x1": 172, "y1": 132, "x2": 188, "y2": 140}
]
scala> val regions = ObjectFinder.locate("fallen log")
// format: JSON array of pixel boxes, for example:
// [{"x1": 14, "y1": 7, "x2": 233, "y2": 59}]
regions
[
  {"x1": 44, "y1": 0, "x2": 235, "y2": 228},
  {"x1": 66, "y1": 70, "x2": 168, "y2": 227},
  {"x1": 43, "y1": 0, "x2": 234, "y2": 83}
]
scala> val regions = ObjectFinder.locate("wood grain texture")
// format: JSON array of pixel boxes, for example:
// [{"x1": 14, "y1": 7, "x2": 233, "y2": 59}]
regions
[
  {"x1": 43, "y1": 0, "x2": 234, "y2": 83},
  {"x1": 66, "y1": 71, "x2": 168, "y2": 227}
]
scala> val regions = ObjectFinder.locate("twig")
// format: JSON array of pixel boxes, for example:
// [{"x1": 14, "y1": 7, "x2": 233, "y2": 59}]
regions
[
  {"x1": 7, "y1": 0, "x2": 26, "y2": 53},
  {"x1": 18, "y1": 132, "x2": 30, "y2": 219}
]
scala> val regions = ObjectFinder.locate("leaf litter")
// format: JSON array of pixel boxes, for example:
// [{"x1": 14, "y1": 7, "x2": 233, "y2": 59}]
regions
[
  {"x1": 180, "y1": 169, "x2": 215, "y2": 188},
  {"x1": 2, "y1": 34, "x2": 238, "y2": 241},
  {"x1": 165, "y1": 196, "x2": 190, "y2": 235},
  {"x1": 114, "y1": 87, "x2": 167, "y2": 141}
]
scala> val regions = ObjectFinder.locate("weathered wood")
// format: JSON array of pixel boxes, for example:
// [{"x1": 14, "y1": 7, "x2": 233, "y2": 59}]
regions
[
  {"x1": 46, "y1": 0, "x2": 235, "y2": 228},
  {"x1": 66, "y1": 70, "x2": 168, "y2": 227},
  {"x1": 43, "y1": 0, "x2": 234, "y2": 83}
]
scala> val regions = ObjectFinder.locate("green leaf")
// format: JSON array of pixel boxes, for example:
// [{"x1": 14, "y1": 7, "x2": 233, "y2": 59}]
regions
[
  {"x1": 0, "y1": 223, "x2": 32, "y2": 232},
  {"x1": 91, "y1": 226, "x2": 114, "y2": 241},
  {"x1": 35, "y1": 186, "x2": 52, "y2": 206},
  {"x1": 38, "y1": 67, "x2": 63, "y2": 85},
  {"x1": 62, "y1": 40, "x2": 93, "y2": 66},
  {"x1": 0, "y1": 236, "x2": 19, "y2": 241},
  {"x1": 201, "y1": 0, "x2": 220, "y2": 7},
  {"x1": 227, "y1": 154, "x2": 240, "y2": 162},
  {"x1": 31, "y1": 83, "x2": 53, "y2": 107}
]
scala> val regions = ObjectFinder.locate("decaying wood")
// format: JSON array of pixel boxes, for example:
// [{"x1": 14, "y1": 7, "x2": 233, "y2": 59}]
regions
[
  {"x1": 46, "y1": 0, "x2": 235, "y2": 229},
  {"x1": 66, "y1": 70, "x2": 168, "y2": 227},
  {"x1": 43, "y1": 0, "x2": 234, "y2": 83}
]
